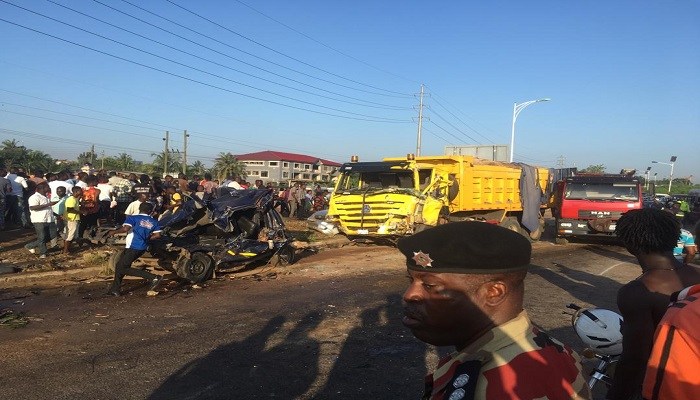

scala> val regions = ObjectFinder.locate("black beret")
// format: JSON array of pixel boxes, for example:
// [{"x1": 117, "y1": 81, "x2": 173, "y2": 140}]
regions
[{"x1": 397, "y1": 222, "x2": 531, "y2": 274}]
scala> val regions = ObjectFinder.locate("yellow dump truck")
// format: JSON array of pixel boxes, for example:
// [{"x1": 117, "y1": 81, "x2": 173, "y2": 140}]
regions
[{"x1": 326, "y1": 155, "x2": 551, "y2": 240}]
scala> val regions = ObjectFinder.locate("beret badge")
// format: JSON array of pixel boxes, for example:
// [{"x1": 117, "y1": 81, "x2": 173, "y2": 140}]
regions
[{"x1": 412, "y1": 251, "x2": 433, "y2": 268}]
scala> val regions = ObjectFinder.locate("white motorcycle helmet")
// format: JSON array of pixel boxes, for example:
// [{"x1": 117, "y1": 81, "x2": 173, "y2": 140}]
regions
[{"x1": 572, "y1": 308, "x2": 623, "y2": 356}]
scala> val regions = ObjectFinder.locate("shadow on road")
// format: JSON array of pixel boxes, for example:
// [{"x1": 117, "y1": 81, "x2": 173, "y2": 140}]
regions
[
  {"x1": 581, "y1": 244, "x2": 635, "y2": 264},
  {"x1": 529, "y1": 262, "x2": 626, "y2": 310},
  {"x1": 148, "y1": 312, "x2": 322, "y2": 400},
  {"x1": 148, "y1": 294, "x2": 430, "y2": 399},
  {"x1": 316, "y1": 293, "x2": 429, "y2": 399}
]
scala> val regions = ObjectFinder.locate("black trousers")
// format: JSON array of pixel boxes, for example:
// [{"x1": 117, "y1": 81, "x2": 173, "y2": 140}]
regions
[{"x1": 110, "y1": 248, "x2": 156, "y2": 291}]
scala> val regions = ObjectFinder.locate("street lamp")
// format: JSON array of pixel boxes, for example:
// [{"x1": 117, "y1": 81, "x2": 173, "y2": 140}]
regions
[
  {"x1": 644, "y1": 166, "x2": 651, "y2": 191},
  {"x1": 510, "y1": 98, "x2": 551, "y2": 162},
  {"x1": 651, "y1": 156, "x2": 677, "y2": 193}
]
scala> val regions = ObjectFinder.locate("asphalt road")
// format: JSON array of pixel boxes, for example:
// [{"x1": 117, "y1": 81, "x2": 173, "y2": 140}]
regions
[{"x1": 0, "y1": 239, "x2": 641, "y2": 400}]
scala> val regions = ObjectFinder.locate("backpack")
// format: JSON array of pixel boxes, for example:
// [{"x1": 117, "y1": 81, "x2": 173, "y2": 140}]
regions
[{"x1": 643, "y1": 284, "x2": 700, "y2": 400}]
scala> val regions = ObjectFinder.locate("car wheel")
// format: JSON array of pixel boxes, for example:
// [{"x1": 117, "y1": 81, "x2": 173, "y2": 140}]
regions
[
  {"x1": 176, "y1": 252, "x2": 214, "y2": 283},
  {"x1": 272, "y1": 244, "x2": 295, "y2": 267}
]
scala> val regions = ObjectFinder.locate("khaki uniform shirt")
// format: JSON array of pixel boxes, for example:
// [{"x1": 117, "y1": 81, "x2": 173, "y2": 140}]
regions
[{"x1": 423, "y1": 311, "x2": 591, "y2": 400}]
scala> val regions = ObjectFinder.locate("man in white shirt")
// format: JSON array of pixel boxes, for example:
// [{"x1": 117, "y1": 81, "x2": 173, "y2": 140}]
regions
[
  {"x1": 48, "y1": 172, "x2": 74, "y2": 200},
  {"x1": 124, "y1": 193, "x2": 147, "y2": 216},
  {"x1": 5, "y1": 167, "x2": 30, "y2": 228},
  {"x1": 24, "y1": 183, "x2": 57, "y2": 258}
]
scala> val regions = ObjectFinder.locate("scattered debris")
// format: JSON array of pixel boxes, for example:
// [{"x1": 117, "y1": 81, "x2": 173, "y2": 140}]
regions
[
  {"x1": 0, "y1": 264, "x2": 20, "y2": 275},
  {"x1": 0, "y1": 309, "x2": 29, "y2": 328}
]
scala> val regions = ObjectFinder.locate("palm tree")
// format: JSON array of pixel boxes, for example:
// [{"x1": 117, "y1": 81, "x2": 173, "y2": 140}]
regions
[
  {"x1": 151, "y1": 151, "x2": 182, "y2": 175},
  {"x1": 212, "y1": 152, "x2": 246, "y2": 181},
  {"x1": 115, "y1": 153, "x2": 135, "y2": 171},
  {"x1": 24, "y1": 150, "x2": 54, "y2": 174},
  {"x1": 0, "y1": 139, "x2": 28, "y2": 169},
  {"x1": 190, "y1": 160, "x2": 206, "y2": 176}
]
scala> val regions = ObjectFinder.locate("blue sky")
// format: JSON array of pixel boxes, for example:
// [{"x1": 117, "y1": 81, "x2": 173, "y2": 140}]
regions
[{"x1": 1, "y1": 1, "x2": 698, "y2": 181}]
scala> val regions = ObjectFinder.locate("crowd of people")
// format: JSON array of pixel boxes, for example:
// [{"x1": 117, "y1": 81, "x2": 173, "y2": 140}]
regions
[{"x1": 1, "y1": 165, "x2": 330, "y2": 258}]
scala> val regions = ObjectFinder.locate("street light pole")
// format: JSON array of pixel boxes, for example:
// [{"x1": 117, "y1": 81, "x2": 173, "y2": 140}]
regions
[
  {"x1": 651, "y1": 156, "x2": 677, "y2": 194},
  {"x1": 645, "y1": 166, "x2": 651, "y2": 191},
  {"x1": 510, "y1": 98, "x2": 550, "y2": 163}
]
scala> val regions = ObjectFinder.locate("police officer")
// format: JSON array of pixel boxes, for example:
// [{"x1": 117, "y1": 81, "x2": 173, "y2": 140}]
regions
[{"x1": 398, "y1": 222, "x2": 591, "y2": 400}]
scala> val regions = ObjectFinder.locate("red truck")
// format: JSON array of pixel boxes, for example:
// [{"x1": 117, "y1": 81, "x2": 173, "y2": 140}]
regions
[{"x1": 552, "y1": 173, "x2": 643, "y2": 244}]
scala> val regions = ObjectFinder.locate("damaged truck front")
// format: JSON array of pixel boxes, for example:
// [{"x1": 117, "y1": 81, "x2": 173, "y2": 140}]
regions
[{"x1": 326, "y1": 155, "x2": 551, "y2": 241}]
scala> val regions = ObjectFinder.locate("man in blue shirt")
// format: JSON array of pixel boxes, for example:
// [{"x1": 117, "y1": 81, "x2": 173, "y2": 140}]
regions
[{"x1": 105, "y1": 202, "x2": 163, "y2": 296}]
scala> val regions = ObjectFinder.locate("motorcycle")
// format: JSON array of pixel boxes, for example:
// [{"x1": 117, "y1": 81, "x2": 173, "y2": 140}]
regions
[{"x1": 565, "y1": 303, "x2": 623, "y2": 390}]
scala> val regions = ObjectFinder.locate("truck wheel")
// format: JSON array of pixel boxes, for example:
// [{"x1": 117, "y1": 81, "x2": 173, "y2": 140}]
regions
[
  {"x1": 499, "y1": 218, "x2": 522, "y2": 234},
  {"x1": 176, "y1": 252, "x2": 214, "y2": 283}
]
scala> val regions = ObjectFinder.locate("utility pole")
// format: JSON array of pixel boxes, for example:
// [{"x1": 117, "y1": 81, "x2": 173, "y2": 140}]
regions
[
  {"x1": 101, "y1": 150, "x2": 105, "y2": 170},
  {"x1": 415, "y1": 84, "x2": 424, "y2": 157},
  {"x1": 556, "y1": 155, "x2": 565, "y2": 168},
  {"x1": 163, "y1": 131, "x2": 169, "y2": 176},
  {"x1": 183, "y1": 130, "x2": 189, "y2": 175},
  {"x1": 90, "y1": 144, "x2": 95, "y2": 165}
]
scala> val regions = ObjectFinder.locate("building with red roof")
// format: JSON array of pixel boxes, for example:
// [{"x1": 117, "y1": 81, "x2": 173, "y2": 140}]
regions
[{"x1": 235, "y1": 150, "x2": 342, "y2": 185}]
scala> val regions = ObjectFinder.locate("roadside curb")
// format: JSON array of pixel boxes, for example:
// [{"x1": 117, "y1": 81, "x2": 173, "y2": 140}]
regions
[{"x1": 0, "y1": 266, "x2": 105, "y2": 289}]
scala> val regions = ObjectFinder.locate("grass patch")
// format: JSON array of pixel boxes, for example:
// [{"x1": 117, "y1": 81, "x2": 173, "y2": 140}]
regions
[{"x1": 81, "y1": 251, "x2": 112, "y2": 275}]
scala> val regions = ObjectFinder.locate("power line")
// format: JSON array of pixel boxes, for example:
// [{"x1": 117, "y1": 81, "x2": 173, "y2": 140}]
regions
[
  {"x1": 45, "y1": 0, "x2": 410, "y2": 111},
  {"x1": 427, "y1": 88, "x2": 503, "y2": 140},
  {"x1": 1, "y1": 101, "x2": 168, "y2": 134},
  {"x1": 0, "y1": 89, "x2": 348, "y2": 160},
  {"x1": 420, "y1": 126, "x2": 452, "y2": 145},
  {"x1": 427, "y1": 120, "x2": 471, "y2": 145},
  {"x1": 0, "y1": 88, "x2": 182, "y2": 132},
  {"x1": 0, "y1": 128, "x2": 214, "y2": 162},
  {"x1": 162, "y1": 0, "x2": 411, "y2": 97},
  {"x1": 1, "y1": 2, "x2": 410, "y2": 121},
  {"x1": 0, "y1": 17, "x2": 411, "y2": 123},
  {"x1": 110, "y1": 0, "x2": 411, "y2": 99},
  {"x1": 427, "y1": 107, "x2": 479, "y2": 143},
  {"x1": 429, "y1": 96, "x2": 496, "y2": 144},
  {"x1": 232, "y1": 0, "x2": 419, "y2": 85}
]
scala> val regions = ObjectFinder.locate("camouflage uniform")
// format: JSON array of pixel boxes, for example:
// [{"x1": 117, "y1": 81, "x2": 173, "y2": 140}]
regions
[{"x1": 423, "y1": 311, "x2": 591, "y2": 400}]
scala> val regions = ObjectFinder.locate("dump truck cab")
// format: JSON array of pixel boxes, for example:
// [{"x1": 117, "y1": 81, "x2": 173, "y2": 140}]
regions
[
  {"x1": 328, "y1": 159, "x2": 449, "y2": 236},
  {"x1": 553, "y1": 174, "x2": 643, "y2": 243}
]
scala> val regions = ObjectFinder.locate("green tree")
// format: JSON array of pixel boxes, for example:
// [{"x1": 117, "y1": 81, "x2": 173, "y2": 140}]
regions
[
  {"x1": 0, "y1": 139, "x2": 28, "y2": 169},
  {"x1": 190, "y1": 160, "x2": 206, "y2": 176},
  {"x1": 24, "y1": 150, "x2": 54, "y2": 174},
  {"x1": 212, "y1": 152, "x2": 246, "y2": 181},
  {"x1": 580, "y1": 164, "x2": 606, "y2": 174},
  {"x1": 151, "y1": 151, "x2": 182, "y2": 175},
  {"x1": 77, "y1": 148, "x2": 97, "y2": 166},
  {"x1": 114, "y1": 153, "x2": 135, "y2": 171}
]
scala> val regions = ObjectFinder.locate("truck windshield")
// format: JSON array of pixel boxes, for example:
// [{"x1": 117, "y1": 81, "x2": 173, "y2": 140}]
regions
[
  {"x1": 564, "y1": 182, "x2": 639, "y2": 201},
  {"x1": 336, "y1": 171, "x2": 415, "y2": 192}
]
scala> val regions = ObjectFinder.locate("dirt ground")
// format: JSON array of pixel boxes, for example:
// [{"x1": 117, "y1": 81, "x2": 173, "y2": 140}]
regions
[{"x1": 0, "y1": 218, "x2": 642, "y2": 399}]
